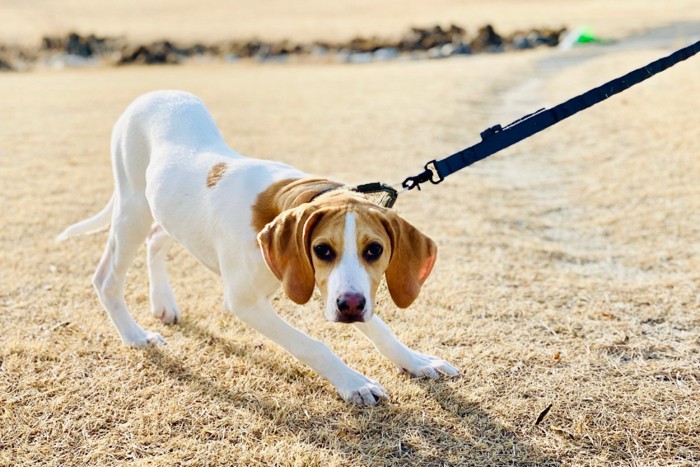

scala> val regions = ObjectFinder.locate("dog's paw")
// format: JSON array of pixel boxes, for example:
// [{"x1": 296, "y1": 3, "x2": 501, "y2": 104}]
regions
[
  {"x1": 337, "y1": 373, "x2": 388, "y2": 406},
  {"x1": 151, "y1": 303, "x2": 181, "y2": 325},
  {"x1": 123, "y1": 330, "x2": 167, "y2": 347},
  {"x1": 400, "y1": 353, "x2": 460, "y2": 379},
  {"x1": 150, "y1": 291, "x2": 182, "y2": 325}
]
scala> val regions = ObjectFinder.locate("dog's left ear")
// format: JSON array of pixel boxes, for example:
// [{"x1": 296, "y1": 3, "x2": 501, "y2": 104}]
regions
[
  {"x1": 257, "y1": 205, "x2": 323, "y2": 305},
  {"x1": 381, "y1": 211, "x2": 437, "y2": 308}
]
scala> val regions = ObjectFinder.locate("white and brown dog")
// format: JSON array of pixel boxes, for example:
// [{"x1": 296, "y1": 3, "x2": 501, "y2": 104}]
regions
[{"x1": 59, "y1": 91, "x2": 458, "y2": 405}]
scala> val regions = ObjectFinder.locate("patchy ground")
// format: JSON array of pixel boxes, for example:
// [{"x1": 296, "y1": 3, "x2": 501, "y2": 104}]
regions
[{"x1": 1, "y1": 13, "x2": 699, "y2": 467}]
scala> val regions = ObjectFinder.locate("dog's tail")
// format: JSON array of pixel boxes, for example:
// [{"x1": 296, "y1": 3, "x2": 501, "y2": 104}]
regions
[{"x1": 56, "y1": 195, "x2": 114, "y2": 242}]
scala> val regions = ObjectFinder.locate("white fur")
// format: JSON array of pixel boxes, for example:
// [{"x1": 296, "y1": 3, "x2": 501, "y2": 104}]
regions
[
  {"x1": 58, "y1": 90, "x2": 458, "y2": 406},
  {"x1": 325, "y1": 213, "x2": 372, "y2": 322}
]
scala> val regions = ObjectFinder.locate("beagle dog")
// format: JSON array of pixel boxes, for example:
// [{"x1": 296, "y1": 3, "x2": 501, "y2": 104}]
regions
[{"x1": 58, "y1": 91, "x2": 458, "y2": 405}]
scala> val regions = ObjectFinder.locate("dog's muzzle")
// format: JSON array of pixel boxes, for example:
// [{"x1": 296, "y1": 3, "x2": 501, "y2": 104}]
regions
[{"x1": 335, "y1": 292, "x2": 367, "y2": 323}]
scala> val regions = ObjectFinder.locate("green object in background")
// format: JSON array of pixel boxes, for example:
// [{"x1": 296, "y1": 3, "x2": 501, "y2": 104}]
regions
[{"x1": 575, "y1": 26, "x2": 601, "y2": 43}]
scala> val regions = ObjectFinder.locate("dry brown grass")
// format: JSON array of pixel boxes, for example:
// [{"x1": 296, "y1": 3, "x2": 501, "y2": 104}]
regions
[{"x1": 1, "y1": 11, "x2": 700, "y2": 466}]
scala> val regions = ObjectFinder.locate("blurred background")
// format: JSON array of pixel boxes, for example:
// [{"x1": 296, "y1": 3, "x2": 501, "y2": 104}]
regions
[{"x1": 2, "y1": 0, "x2": 699, "y2": 45}]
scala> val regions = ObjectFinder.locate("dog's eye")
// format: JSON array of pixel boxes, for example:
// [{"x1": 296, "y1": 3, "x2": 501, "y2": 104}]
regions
[
  {"x1": 363, "y1": 243, "x2": 383, "y2": 262},
  {"x1": 313, "y1": 243, "x2": 336, "y2": 261}
]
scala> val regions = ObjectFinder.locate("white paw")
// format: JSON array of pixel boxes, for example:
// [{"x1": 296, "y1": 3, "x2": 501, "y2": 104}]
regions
[
  {"x1": 150, "y1": 292, "x2": 181, "y2": 324},
  {"x1": 400, "y1": 353, "x2": 460, "y2": 379},
  {"x1": 151, "y1": 303, "x2": 181, "y2": 325},
  {"x1": 123, "y1": 329, "x2": 167, "y2": 347},
  {"x1": 337, "y1": 372, "x2": 388, "y2": 406}
]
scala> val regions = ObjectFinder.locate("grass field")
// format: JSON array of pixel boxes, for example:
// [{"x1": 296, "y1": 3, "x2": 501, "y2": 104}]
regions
[{"x1": 1, "y1": 2, "x2": 700, "y2": 465}]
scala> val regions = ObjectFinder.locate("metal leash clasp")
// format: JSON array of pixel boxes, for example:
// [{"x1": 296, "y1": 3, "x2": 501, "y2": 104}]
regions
[{"x1": 401, "y1": 160, "x2": 443, "y2": 191}]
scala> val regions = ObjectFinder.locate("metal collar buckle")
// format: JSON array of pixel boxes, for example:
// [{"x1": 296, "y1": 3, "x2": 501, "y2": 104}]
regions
[{"x1": 352, "y1": 182, "x2": 399, "y2": 208}]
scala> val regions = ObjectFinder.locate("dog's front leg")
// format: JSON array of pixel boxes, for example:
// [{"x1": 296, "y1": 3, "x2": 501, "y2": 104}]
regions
[
  {"x1": 226, "y1": 296, "x2": 388, "y2": 406},
  {"x1": 354, "y1": 316, "x2": 460, "y2": 379}
]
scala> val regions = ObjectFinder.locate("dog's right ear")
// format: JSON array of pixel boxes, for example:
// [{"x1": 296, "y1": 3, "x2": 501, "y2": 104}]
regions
[
  {"x1": 257, "y1": 205, "x2": 324, "y2": 305},
  {"x1": 380, "y1": 210, "x2": 437, "y2": 309}
]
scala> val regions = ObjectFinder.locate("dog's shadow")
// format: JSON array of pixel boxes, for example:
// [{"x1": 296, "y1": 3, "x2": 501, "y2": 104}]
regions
[{"x1": 142, "y1": 319, "x2": 557, "y2": 465}]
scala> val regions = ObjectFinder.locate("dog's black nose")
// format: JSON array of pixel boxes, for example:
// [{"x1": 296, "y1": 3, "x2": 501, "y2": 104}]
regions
[{"x1": 336, "y1": 293, "x2": 366, "y2": 322}]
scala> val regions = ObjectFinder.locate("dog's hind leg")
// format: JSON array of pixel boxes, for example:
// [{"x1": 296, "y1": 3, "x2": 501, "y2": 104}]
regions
[
  {"x1": 93, "y1": 196, "x2": 166, "y2": 347},
  {"x1": 147, "y1": 224, "x2": 181, "y2": 324}
]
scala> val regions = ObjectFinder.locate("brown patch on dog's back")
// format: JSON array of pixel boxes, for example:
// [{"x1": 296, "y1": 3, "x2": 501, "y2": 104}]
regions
[
  {"x1": 206, "y1": 162, "x2": 228, "y2": 188},
  {"x1": 251, "y1": 178, "x2": 344, "y2": 233},
  {"x1": 252, "y1": 178, "x2": 299, "y2": 233}
]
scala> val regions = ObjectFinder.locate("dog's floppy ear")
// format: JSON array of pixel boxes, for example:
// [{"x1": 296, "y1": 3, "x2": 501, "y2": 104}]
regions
[
  {"x1": 257, "y1": 205, "x2": 324, "y2": 304},
  {"x1": 381, "y1": 211, "x2": 437, "y2": 308}
]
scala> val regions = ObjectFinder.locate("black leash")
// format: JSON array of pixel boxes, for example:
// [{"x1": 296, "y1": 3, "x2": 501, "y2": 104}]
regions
[{"x1": 387, "y1": 39, "x2": 700, "y2": 198}]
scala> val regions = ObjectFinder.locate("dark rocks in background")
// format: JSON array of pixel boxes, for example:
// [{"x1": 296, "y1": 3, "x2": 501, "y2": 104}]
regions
[
  {"x1": 67, "y1": 33, "x2": 96, "y2": 57},
  {"x1": 229, "y1": 39, "x2": 265, "y2": 58},
  {"x1": 268, "y1": 40, "x2": 303, "y2": 57},
  {"x1": 470, "y1": 25, "x2": 503, "y2": 53},
  {"x1": 346, "y1": 36, "x2": 387, "y2": 53},
  {"x1": 0, "y1": 57, "x2": 13, "y2": 71},
  {"x1": 119, "y1": 41, "x2": 185, "y2": 65},
  {"x1": 225, "y1": 39, "x2": 302, "y2": 61},
  {"x1": 118, "y1": 40, "x2": 220, "y2": 65},
  {"x1": 342, "y1": 24, "x2": 471, "y2": 62},
  {"x1": 399, "y1": 24, "x2": 467, "y2": 52},
  {"x1": 7, "y1": 24, "x2": 567, "y2": 70},
  {"x1": 0, "y1": 45, "x2": 12, "y2": 70},
  {"x1": 42, "y1": 32, "x2": 117, "y2": 58},
  {"x1": 507, "y1": 27, "x2": 567, "y2": 49},
  {"x1": 372, "y1": 47, "x2": 400, "y2": 61},
  {"x1": 0, "y1": 44, "x2": 33, "y2": 71}
]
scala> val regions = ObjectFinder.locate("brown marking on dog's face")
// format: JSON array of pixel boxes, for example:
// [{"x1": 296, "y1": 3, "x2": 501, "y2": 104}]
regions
[
  {"x1": 206, "y1": 162, "x2": 229, "y2": 188},
  {"x1": 353, "y1": 209, "x2": 394, "y2": 300},
  {"x1": 257, "y1": 192, "x2": 437, "y2": 318},
  {"x1": 307, "y1": 209, "x2": 347, "y2": 302},
  {"x1": 310, "y1": 208, "x2": 391, "y2": 317}
]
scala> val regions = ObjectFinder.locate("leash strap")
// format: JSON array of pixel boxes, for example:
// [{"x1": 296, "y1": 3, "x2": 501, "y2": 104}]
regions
[{"x1": 402, "y1": 39, "x2": 700, "y2": 190}]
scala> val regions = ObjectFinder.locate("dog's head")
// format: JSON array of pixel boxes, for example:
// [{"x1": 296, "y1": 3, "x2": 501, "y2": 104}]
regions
[{"x1": 257, "y1": 194, "x2": 436, "y2": 323}]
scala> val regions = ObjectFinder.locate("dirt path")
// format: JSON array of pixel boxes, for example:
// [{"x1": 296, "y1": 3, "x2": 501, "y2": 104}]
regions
[{"x1": 474, "y1": 22, "x2": 700, "y2": 283}]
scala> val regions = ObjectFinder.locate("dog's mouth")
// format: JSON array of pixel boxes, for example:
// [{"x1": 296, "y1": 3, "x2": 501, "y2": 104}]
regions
[{"x1": 333, "y1": 312, "x2": 370, "y2": 324}]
